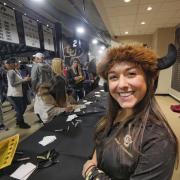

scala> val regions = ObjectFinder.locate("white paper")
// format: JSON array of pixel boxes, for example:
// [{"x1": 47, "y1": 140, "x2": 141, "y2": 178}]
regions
[
  {"x1": 74, "y1": 108, "x2": 81, "y2": 112},
  {"x1": 95, "y1": 95, "x2": 101, "y2": 97},
  {"x1": 78, "y1": 104, "x2": 86, "y2": 109},
  {"x1": 10, "y1": 162, "x2": 36, "y2": 180},
  {"x1": 66, "y1": 114, "x2": 78, "y2": 122},
  {"x1": 39, "y1": 135, "x2": 56, "y2": 146},
  {"x1": 84, "y1": 101, "x2": 93, "y2": 105}
]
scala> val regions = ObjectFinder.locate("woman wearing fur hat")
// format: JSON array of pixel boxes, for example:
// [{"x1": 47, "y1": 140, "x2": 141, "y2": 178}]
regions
[{"x1": 82, "y1": 44, "x2": 178, "y2": 180}]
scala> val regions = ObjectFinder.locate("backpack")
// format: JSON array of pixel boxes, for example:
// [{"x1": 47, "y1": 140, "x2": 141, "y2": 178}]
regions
[{"x1": 37, "y1": 64, "x2": 53, "y2": 85}]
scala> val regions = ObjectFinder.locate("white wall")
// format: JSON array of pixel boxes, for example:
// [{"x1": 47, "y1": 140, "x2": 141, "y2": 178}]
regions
[{"x1": 152, "y1": 27, "x2": 180, "y2": 101}]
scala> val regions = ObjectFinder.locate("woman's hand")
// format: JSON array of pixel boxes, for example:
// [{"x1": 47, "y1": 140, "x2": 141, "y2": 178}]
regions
[
  {"x1": 82, "y1": 160, "x2": 97, "y2": 178},
  {"x1": 74, "y1": 76, "x2": 79, "y2": 81},
  {"x1": 24, "y1": 76, "x2": 31, "y2": 81}
]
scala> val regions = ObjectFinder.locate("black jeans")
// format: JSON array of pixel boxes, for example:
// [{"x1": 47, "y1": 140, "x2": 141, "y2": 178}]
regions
[{"x1": 8, "y1": 96, "x2": 27, "y2": 124}]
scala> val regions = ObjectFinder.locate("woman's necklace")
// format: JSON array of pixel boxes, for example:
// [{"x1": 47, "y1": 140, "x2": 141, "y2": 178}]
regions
[{"x1": 123, "y1": 123, "x2": 133, "y2": 148}]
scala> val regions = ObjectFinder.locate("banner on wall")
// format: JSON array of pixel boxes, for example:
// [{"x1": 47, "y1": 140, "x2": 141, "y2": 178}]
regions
[
  {"x1": 0, "y1": 4, "x2": 19, "y2": 43},
  {"x1": 43, "y1": 25, "x2": 54, "y2": 51},
  {"x1": 22, "y1": 15, "x2": 40, "y2": 48}
]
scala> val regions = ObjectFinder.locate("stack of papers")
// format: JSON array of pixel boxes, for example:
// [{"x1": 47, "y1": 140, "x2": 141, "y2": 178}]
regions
[
  {"x1": 10, "y1": 162, "x2": 36, "y2": 180},
  {"x1": 84, "y1": 101, "x2": 93, "y2": 105},
  {"x1": 39, "y1": 136, "x2": 57, "y2": 146},
  {"x1": 95, "y1": 95, "x2": 101, "y2": 97},
  {"x1": 66, "y1": 114, "x2": 78, "y2": 122},
  {"x1": 74, "y1": 108, "x2": 81, "y2": 112}
]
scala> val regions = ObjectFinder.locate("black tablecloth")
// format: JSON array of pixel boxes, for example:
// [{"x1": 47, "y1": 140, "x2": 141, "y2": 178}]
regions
[{"x1": 0, "y1": 87, "x2": 108, "y2": 180}]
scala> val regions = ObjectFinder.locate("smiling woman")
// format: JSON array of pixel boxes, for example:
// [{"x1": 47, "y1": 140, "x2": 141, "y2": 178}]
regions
[
  {"x1": 108, "y1": 61, "x2": 147, "y2": 110},
  {"x1": 82, "y1": 44, "x2": 178, "y2": 180}
]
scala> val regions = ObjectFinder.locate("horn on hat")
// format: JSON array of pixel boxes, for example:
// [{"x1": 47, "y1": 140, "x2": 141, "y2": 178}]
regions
[{"x1": 157, "y1": 44, "x2": 177, "y2": 70}]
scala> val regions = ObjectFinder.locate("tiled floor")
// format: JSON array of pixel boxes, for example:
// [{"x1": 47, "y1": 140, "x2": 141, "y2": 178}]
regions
[{"x1": 0, "y1": 95, "x2": 180, "y2": 180}]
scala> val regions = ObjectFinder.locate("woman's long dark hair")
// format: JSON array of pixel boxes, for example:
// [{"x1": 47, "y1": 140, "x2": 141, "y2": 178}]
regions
[
  {"x1": 50, "y1": 75, "x2": 67, "y2": 107},
  {"x1": 95, "y1": 65, "x2": 179, "y2": 167}
]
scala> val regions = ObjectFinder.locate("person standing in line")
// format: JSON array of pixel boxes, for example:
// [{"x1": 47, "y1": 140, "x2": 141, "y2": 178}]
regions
[
  {"x1": 6, "y1": 58, "x2": 31, "y2": 129},
  {"x1": 67, "y1": 58, "x2": 84, "y2": 101},
  {"x1": 0, "y1": 101, "x2": 8, "y2": 131},
  {"x1": 82, "y1": 44, "x2": 178, "y2": 180},
  {"x1": 31, "y1": 52, "x2": 53, "y2": 92}
]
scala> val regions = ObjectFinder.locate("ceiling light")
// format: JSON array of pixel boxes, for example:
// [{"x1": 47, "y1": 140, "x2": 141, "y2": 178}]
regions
[
  {"x1": 3, "y1": 2, "x2": 7, "y2": 6},
  {"x1": 92, "y1": 39, "x2": 98, "y2": 44},
  {"x1": 24, "y1": 13, "x2": 27, "y2": 16},
  {"x1": 36, "y1": 19, "x2": 39, "y2": 22},
  {"x1": 46, "y1": 24, "x2": 49, "y2": 27},
  {"x1": 124, "y1": 0, "x2": 131, "y2": 3},
  {"x1": 76, "y1": 27, "x2": 85, "y2": 34},
  {"x1": 101, "y1": 46, "x2": 105, "y2": 50},
  {"x1": 141, "y1": 21, "x2": 146, "y2": 25},
  {"x1": 147, "y1": 6, "x2": 152, "y2": 11},
  {"x1": 125, "y1": 31, "x2": 129, "y2": 35}
]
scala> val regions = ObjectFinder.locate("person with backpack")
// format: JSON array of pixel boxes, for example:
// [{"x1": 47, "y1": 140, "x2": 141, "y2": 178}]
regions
[{"x1": 31, "y1": 53, "x2": 53, "y2": 92}]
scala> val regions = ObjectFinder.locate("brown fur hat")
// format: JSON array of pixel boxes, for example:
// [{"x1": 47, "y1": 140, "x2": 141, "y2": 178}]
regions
[{"x1": 97, "y1": 45, "x2": 158, "y2": 80}]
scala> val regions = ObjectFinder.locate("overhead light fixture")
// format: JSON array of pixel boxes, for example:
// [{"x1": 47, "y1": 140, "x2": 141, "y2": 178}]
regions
[
  {"x1": 92, "y1": 39, "x2": 98, "y2": 44},
  {"x1": 36, "y1": 19, "x2": 39, "y2": 22},
  {"x1": 147, "y1": 6, "x2": 152, "y2": 11},
  {"x1": 46, "y1": 24, "x2": 49, "y2": 27},
  {"x1": 101, "y1": 46, "x2": 105, "y2": 50},
  {"x1": 124, "y1": 0, "x2": 131, "y2": 3},
  {"x1": 141, "y1": 21, "x2": 146, "y2": 25},
  {"x1": 125, "y1": 31, "x2": 129, "y2": 35},
  {"x1": 24, "y1": 13, "x2": 27, "y2": 16},
  {"x1": 76, "y1": 27, "x2": 85, "y2": 34},
  {"x1": 3, "y1": 2, "x2": 7, "y2": 6}
]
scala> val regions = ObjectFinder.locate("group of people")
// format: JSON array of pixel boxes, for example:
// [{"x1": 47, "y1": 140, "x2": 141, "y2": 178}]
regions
[
  {"x1": 0, "y1": 43, "x2": 178, "y2": 179},
  {"x1": 0, "y1": 53, "x2": 99, "y2": 128}
]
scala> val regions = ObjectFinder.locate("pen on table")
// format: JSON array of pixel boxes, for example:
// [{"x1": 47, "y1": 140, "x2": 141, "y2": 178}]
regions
[
  {"x1": 15, "y1": 157, "x2": 31, "y2": 162},
  {"x1": 54, "y1": 129, "x2": 64, "y2": 132}
]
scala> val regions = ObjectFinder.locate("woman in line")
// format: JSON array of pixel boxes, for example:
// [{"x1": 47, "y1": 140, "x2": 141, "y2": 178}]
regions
[
  {"x1": 6, "y1": 58, "x2": 31, "y2": 129},
  {"x1": 51, "y1": 58, "x2": 77, "y2": 105},
  {"x1": 67, "y1": 58, "x2": 84, "y2": 101},
  {"x1": 82, "y1": 44, "x2": 178, "y2": 180}
]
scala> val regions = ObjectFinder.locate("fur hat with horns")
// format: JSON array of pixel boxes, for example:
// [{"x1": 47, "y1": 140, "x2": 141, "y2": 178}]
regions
[{"x1": 97, "y1": 44, "x2": 177, "y2": 82}]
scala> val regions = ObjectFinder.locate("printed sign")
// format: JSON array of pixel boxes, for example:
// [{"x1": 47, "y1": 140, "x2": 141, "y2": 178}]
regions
[
  {"x1": 0, "y1": 4, "x2": 19, "y2": 43},
  {"x1": 43, "y1": 25, "x2": 54, "y2": 51},
  {"x1": 23, "y1": 15, "x2": 40, "y2": 48}
]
